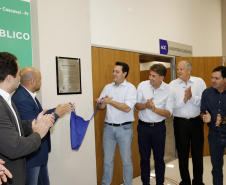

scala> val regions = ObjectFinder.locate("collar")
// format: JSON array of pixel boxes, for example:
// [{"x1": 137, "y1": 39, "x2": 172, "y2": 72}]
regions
[
  {"x1": 0, "y1": 89, "x2": 11, "y2": 103},
  {"x1": 113, "y1": 80, "x2": 127, "y2": 87},
  {"x1": 179, "y1": 76, "x2": 194, "y2": 84},
  {"x1": 21, "y1": 85, "x2": 37, "y2": 99},
  {"x1": 150, "y1": 81, "x2": 166, "y2": 91},
  {"x1": 213, "y1": 86, "x2": 226, "y2": 94}
]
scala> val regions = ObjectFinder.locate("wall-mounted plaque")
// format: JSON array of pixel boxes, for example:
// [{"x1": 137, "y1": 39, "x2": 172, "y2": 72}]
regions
[{"x1": 56, "y1": 56, "x2": 82, "y2": 95}]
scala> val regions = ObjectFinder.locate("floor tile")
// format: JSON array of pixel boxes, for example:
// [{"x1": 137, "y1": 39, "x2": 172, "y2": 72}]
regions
[{"x1": 130, "y1": 156, "x2": 226, "y2": 185}]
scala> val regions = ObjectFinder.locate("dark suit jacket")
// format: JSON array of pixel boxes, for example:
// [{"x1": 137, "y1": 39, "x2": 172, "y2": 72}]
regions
[
  {"x1": 0, "y1": 95, "x2": 41, "y2": 185},
  {"x1": 12, "y1": 85, "x2": 58, "y2": 169}
]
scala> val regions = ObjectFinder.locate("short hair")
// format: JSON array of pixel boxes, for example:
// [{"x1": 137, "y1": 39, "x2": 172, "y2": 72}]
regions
[
  {"x1": 178, "y1": 60, "x2": 192, "y2": 72},
  {"x1": 150, "y1": 63, "x2": 167, "y2": 77},
  {"x1": 213, "y1": 66, "x2": 226, "y2": 78},
  {"x1": 115, "y1": 61, "x2": 129, "y2": 78},
  {"x1": 0, "y1": 52, "x2": 18, "y2": 82}
]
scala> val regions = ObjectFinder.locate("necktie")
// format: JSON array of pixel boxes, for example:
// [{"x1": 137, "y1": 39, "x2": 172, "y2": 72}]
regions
[{"x1": 35, "y1": 97, "x2": 43, "y2": 112}]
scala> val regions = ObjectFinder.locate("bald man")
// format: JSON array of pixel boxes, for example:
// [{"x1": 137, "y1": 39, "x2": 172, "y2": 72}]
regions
[{"x1": 12, "y1": 67, "x2": 74, "y2": 185}]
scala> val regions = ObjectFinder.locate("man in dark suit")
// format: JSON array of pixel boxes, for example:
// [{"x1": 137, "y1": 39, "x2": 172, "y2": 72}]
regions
[
  {"x1": 0, "y1": 52, "x2": 54, "y2": 185},
  {"x1": 12, "y1": 67, "x2": 73, "y2": 185}
]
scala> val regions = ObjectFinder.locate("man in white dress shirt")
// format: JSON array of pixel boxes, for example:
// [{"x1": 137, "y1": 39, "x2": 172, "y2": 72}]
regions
[
  {"x1": 170, "y1": 60, "x2": 206, "y2": 185},
  {"x1": 135, "y1": 63, "x2": 174, "y2": 185},
  {"x1": 96, "y1": 61, "x2": 137, "y2": 185}
]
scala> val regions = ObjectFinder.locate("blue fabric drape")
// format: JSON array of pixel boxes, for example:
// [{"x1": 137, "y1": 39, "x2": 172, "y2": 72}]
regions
[
  {"x1": 70, "y1": 100, "x2": 101, "y2": 150},
  {"x1": 70, "y1": 111, "x2": 90, "y2": 150}
]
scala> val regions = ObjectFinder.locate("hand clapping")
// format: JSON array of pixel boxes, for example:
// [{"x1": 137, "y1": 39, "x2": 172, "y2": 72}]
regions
[
  {"x1": 202, "y1": 110, "x2": 211, "y2": 123},
  {"x1": 184, "y1": 86, "x2": 192, "y2": 103},
  {"x1": 0, "y1": 159, "x2": 12, "y2": 184},
  {"x1": 146, "y1": 98, "x2": 156, "y2": 112}
]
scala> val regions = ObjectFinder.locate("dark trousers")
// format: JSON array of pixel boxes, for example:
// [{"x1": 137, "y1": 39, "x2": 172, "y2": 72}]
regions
[
  {"x1": 208, "y1": 129, "x2": 226, "y2": 185},
  {"x1": 137, "y1": 120, "x2": 166, "y2": 185},
  {"x1": 173, "y1": 117, "x2": 204, "y2": 185}
]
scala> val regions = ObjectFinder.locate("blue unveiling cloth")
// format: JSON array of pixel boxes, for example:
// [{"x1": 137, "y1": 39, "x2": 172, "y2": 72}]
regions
[
  {"x1": 70, "y1": 100, "x2": 100, "y2": 150},
  {"x1": 70, "y1": 111, "x2": 90, "y2": 150}
]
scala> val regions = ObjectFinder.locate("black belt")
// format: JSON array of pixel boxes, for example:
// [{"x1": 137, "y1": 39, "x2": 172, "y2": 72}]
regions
[
  {"x1": 219, "y1": 131, "x2": 226, "y2": 135},
  {"x1": 139, "y1": 119, "x2": 164, "y2": 127},
  {"x1": 174, "y1": 116, "x2": 200, "y2": 121},
  {"x1": 105, "y1": 122, "x2": 132, "y2": 127}
]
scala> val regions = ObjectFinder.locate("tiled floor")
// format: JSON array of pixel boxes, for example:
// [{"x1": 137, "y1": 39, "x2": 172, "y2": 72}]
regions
[{"x1": 131, "y1": 156, "x2": 226, "y2": 185}]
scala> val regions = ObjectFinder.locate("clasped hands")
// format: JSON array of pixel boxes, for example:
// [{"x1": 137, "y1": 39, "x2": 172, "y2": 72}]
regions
[
  {"x1": 183, "y1": 86, "x2": 192, "y2": 103},
  {"x1": 145, "y1": 98, "x2": 156, "y2": 112},
  {"x1": 33, "y1": 102, "x2": 75, "y2": 138},
  {"x1": 202, "y1": 111, "x2": 222, "y2": 127},
  {"x1": 32, "y1": 109, "x2": 55, "y2": 138},
  {"x1": 96, "y1": 95, "x2": 113, "y2": 105},
  {"x1": 0, "y1": 159, "x2": 12, "y2": 184}
]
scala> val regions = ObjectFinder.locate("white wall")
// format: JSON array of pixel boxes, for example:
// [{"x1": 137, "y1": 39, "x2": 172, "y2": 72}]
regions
[
  {"x1": 30, "y1": 0, "x2": 97, "y2": 185},
  {"x1": 90, "y1": 0, "x2": 222, "y2": 56}
]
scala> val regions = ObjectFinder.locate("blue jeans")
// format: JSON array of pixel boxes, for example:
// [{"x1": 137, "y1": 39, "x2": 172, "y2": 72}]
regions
[
  {"x1": 208, "y1": 129, "x2": 226, "y2": 185},
  {"x1": 102, "y1": 123, "x2": 133, "y2": 185},
  {"x1": 26, "y1": 164, "x2": 50, "y2": 185}
]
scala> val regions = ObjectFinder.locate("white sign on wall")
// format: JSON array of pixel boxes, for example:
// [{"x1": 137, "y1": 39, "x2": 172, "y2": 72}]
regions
[{"x1": 160, "y1": 39, "x2": 192, "y2": 57}]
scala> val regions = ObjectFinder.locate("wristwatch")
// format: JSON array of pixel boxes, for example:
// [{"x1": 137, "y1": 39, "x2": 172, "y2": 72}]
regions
[{"x1": 221, "y1": 117, "x2": 226, "y2": 125}]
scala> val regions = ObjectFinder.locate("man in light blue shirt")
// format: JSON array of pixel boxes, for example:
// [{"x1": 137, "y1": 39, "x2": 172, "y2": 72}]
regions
[
  {"x1": 135, "y1": 64, "x2": 174, "y2": 185},
  {"x1": 170, "y1": 60, "x2": 206, "y2": 185},
  {"x1": 96, "y1": 61, "x2": 137, "y2": 185}
]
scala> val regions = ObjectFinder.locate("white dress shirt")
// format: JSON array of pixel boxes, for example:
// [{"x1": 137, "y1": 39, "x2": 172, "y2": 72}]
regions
[
  {"x1": 99, "y1": 80, "x2": 137, "y2": 124},
  {"x1": 169, "y1": 76, "x2": 206, "y2": 118},
  {"x1": 137, "y1": 80, "x2": 174, "y2": 122},
  {"x1": 0, "y1": 89, "x2": 21, "y2": 136}
]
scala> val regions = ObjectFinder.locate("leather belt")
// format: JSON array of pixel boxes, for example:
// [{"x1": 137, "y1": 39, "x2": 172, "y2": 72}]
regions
[
  {"x1": 105, "y1": 122, "x2": 132, "y2": 127},
  {"x1": 174, "y1": 116, "x2": 200, "y2": 121},
  {"x1": 139, "y1": 119, "x2": 164, "y2": 127}
]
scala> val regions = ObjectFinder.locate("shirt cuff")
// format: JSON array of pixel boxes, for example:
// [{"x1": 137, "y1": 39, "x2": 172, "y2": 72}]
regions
[
  {"x1": 189, "y1": 96, "x2": 195, "y2": 104},
  {"x1": 125, "y1": 101, "x2": 135, "y2": 109},
  {"x1": 54, "y1": 113, "x2": 59, "y2": 121}
]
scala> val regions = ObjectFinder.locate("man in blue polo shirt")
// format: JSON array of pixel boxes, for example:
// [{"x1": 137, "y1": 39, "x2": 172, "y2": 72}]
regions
[{"x1": 201, "y1": 66, "x2": 226, "y2": 185}]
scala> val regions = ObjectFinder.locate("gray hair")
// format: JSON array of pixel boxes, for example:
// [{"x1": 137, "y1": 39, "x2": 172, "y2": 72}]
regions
[{"x1": 178, "y1": 60, "x2": 192, "y2": 72}]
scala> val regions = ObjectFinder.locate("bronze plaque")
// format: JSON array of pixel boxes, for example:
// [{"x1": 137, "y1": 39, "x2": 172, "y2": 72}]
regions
[{"x1": 56, "y1": 56, "x2": 81, "y2": 95}]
